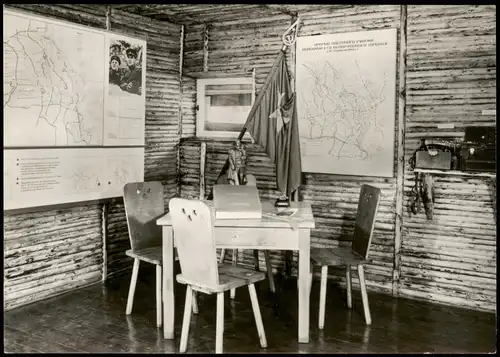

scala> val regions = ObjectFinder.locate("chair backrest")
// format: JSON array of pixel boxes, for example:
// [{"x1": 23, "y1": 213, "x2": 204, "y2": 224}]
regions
[
  {"x1": 352, "y1": 184, "x2": 381, "y2": 260},
  {"x1": 123, "y1": 181, "x2": 164, "y2": 252},
  {"x1": 169, "y1": 198, "x2": 219, "y2": 287}
]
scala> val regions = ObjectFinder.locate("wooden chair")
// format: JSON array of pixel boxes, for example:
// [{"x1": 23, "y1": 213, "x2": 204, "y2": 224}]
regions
[
  {"x1": 310, "y1": 184, "x2": 381, "y2": 327},
  {"x1": 218, "y1": 174, "x2": 276, "y2": 299},
  {"x1": 169, "y1": 198, "x2": 267, "y2": 354},
  {"x1": 123, "y1": 181, "x2": 165, "y2": 327},
  {"x1": 124, "y1": 182, "x2": 198, "y2": 327}
]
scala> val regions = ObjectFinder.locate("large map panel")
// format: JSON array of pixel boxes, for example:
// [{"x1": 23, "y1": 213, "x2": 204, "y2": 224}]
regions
[
  {"x1": 4, "y1": 147, "x2": 144, "y2": 210},
  {"x1": 3, "y1": 9, "x2": 147, "y2": 211},
  {"x1": 3, "y1": 11, "x2": 105, "y2": 147},
  {"x1": 296, "y1": 29, "x2": 397, "y2": 177}
]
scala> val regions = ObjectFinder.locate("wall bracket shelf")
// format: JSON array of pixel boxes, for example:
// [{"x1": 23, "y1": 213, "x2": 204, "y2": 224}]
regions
[
  {"x1": 184, "y1": 71, "x2": 253, "y2": 79},
  {"x1": 413, "y1": 168, "x2": 496, "y2": 178}
]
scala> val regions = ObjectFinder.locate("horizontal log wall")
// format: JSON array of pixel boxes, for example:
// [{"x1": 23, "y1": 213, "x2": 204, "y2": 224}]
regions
[
  {"x1": 180, "y1": 11, "x2": 295, "y2": 271},
  {"x1": 105, "y1": 9, "x2": 181, "y2": 279},
  {"x1": 3, "y1": 4, "x2": 109, "y2": 310},
  {"x1": 401, "y1": 5, "x2": 496, "y2": 311},
  {"x1": 178, "y1": 5, "x2": 496, "y2": 311},
  {"x1": 294, "y1": 5, "x2": 402, "y2": 292},
  {"x1": 5, "y1": 4, "x2": 495, "y2": 313},
  {"x1": 3, "y1": 5, "x2": 182, "y2": 309},
  {"x1": 180, "y1": 5, "x2": 402, "y2": 292}
]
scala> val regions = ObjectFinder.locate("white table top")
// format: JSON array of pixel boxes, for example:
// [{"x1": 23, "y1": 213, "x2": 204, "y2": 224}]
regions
[{"x1": 157, "y1": 200, "x2": 315, "y2": 229}]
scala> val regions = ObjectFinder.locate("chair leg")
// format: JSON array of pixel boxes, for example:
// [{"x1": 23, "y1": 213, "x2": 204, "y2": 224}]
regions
[
  {"x1": 230, "y1": 250, "x2": 237, "y2": 299},
  {"x1": 357, "y1": 265, "x2": 371, "y2": 325},
  {"x1": 318, "y1": 265, "x2": 328, "y2": 330},
  {"x1": 156, "y1": 264, "x2": 162, "y2": 327},
  {"x1": 248, "y1": 283, "x2": 267, "y2": 348},
  {"x1": 180, "y1": 285, "x2": 194, "y2": 353},
  {"x1": 219, "y1": 249, "x2": 226, "y2": 264},
  {"x1": 216, "y1": 292, "x2": 224, "y2": 354},
  {"x1": 192, "y1": 291, "x2": 199, "y2": 314},
  {"x1": 126, "y1": 258, "x2": 140, "y2": 315},
  {"x1": 284, "y1": 251, "x2": 292, "y2": 278},
  {"x1": 346, "y1": 265, "x2": 352, "y2": 309},
  {"x1": 263, "y1": 251, "x2": 276, "y2": 293}
]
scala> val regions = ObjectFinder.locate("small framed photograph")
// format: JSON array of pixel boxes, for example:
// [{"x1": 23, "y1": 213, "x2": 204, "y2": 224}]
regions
[{"x1": 196, "y1": 76, "x2": 255, "y2": 139}]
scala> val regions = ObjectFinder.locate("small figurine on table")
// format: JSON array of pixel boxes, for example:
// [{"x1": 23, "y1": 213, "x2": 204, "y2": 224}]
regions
[{"x1": 227, "y1": 139, "x2": 248, "y2": 186}]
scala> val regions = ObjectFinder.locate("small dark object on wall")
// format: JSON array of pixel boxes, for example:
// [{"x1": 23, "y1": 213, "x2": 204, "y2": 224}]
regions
[
  {"x1": 460, "y1": 146, "x2": 496, "y2": 172},
  {"x1": 409, "y1": 139, "x2": 458, "y2": 171},
  {"x1": 464, "y1": 126, "x2": 496, "y2": 145},
  {"x1": 415, "y1": 151, "x2": 451, "y2": 170},
  {"x1": 408, "y1": 139, "x2": 453, "y2": 220},
  {"x1": 459, "y1": 126, "x2": 496, "y2": 172}
]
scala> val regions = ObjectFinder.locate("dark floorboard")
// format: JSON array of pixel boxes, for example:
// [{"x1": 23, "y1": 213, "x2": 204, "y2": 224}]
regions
[{"x1": 4, "y1": 264, "x2": 497, "y2": 353}]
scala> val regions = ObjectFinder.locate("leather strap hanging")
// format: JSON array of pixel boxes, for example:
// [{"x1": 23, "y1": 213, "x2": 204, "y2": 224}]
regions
[{"x1": 408, "y1": 172, "x2": 422, "y2": 216}]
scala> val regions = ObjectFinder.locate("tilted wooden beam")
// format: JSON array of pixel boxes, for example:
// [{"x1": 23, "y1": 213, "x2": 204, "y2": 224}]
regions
[{"x1": 258, "y1": 4, "x2": 298, "y2": 17}]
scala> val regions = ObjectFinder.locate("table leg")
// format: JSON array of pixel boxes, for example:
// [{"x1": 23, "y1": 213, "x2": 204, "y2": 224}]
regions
[
  {"x1": 162, "y1": 226, "x2": 175, "y2": 339},
  {"x1": 298, "y1": 229, "x2": 310, "y2": 343}
]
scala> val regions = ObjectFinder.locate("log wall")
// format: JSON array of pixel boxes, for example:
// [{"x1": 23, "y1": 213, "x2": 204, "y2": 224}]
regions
[
  {"x1": 179, "y1": 5, "x2": 402, "y2": 292},
  {"x1": 178, "y1": 5, "x2": 496, "y2": 311},
  {"x1": 180, "y1": 10, "x2": 297, "y2": 271},
  {"x1": 105, "y1": 9, "x2": 181, "y2": 279},
  {"x1": 3, "y1": 4, "x2": 109, "y2": 310},
  {"x1": 3, "y1": 4, "x2": 182, "y2": 308},
  {"x1": 293, "y1": 5, "x2": 402, "y2": 292},
  {"x1": 400, "y1": 5, "x2": 496, "y2": 311},
  {"x1": 4, "y1": 4, "x2": 496, "y2": 313}
]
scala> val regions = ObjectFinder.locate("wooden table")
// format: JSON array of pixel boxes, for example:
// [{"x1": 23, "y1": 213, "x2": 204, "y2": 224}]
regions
[{"x1": 157, "y1": 200, "x2": 315, "y2": 344}]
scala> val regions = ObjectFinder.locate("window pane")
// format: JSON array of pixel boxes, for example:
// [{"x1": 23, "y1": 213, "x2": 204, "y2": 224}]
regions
[
  {"x1": 204, "y1": 93, "x2": 252, "y2": 132},
  {"x1": 210, "y1": 93, "x2": 252, "y2": 107},
  {"x1": 205, "y1": 84, "x2": 253, "y2": 96},
  {"x1": 205, "y1": 84, "x2": 253, "y2": 91}
]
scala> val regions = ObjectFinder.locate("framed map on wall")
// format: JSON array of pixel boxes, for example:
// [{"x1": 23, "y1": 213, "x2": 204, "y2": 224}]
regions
[
  {"x1": 3, "y1": 9, "x2": 147, "y2": 210},
  {"x1": 296, "y1": 28, "x2": 397, "y2": 177}
]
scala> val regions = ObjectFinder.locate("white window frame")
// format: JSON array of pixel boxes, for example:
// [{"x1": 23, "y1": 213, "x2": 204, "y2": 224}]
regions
[{"x1": 196, "y1": 76, "x2": 255, "y2": 139}]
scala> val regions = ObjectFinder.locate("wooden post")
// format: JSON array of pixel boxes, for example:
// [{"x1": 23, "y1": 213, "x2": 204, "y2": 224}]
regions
[
  {"x1": 203, "y1": 23, "x2": 210, "y2": 72},
  {"x1": 176, "y1": 25, "x2": 185, "y2": 198},
  {"x1": 393, "y1": 4, "x2": 407, "y2": 297},
  {"x1": 101, "y1": 203, "x2": 108, "y2": 282},
  {"x1": 105, "y1": 5, "x2": 111, "y2": 30},
  {"x1": 103, "y1": 7, "x2": 111, "y2": 284},
  {"x1": 491, "y1": 177, "x2": 496, "y2": 222},
  {"x1": 199, "y1": 142, "x2": 207, "y2": 200},
  {"x1": 200, "y1": 24, "x2": 209, "y2": 200}
]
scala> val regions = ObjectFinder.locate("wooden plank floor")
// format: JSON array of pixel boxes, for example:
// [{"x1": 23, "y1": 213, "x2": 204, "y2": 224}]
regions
[{"x1": 4, "y1": 264, "x2": 496, "y2": 353}]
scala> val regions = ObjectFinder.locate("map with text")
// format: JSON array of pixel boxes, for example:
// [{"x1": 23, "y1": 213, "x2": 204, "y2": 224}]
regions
[
  {"x1": 3, "y1": 11, "x2": 105, "y2": 147},
  {"x1": 296, "y1": 29, "x2": 397, "y2": 177},
  {"x1": 299, "y1": 59, "x2": 388, "y2": 160},
  {"x1": 3, "y1": 10, "x2": 146, "y2": 210}
]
